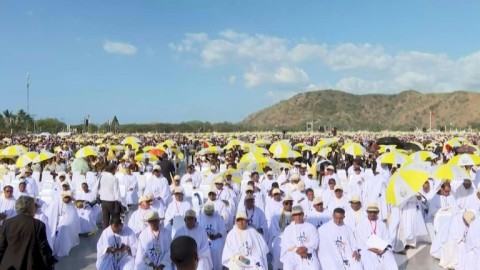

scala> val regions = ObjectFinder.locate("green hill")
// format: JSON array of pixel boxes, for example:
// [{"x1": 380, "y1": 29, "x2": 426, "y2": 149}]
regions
[{"x1": 241, "y1": 89, "x2": 480, "y2": 131}]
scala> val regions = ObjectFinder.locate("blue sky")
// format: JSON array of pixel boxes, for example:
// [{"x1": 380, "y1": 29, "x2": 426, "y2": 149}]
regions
[{"x1": 1, "y1": 1, "x2": 480, "y2": 125}]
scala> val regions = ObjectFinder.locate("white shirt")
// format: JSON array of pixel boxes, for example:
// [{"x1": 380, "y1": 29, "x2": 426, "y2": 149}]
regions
[{"x1": 98, "y1": 172, "x2": 121, "y2": 202}]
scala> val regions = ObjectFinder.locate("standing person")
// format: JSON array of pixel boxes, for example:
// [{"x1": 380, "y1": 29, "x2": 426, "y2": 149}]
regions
[
  {"x1": 0, "y1": 196, "x2": 55, "y2": 270},
  {"x1": 170, "y1": 236, "x2": 199, "y2": 270},
  {"x1": 98, "y1": 163, "x2": 122, "y2": 229},
  {"x1": 159, "y1": 153, "x2": 175, "y2": 185}
]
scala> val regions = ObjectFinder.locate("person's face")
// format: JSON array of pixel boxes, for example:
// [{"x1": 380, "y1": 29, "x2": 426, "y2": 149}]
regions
[
  {"x1": 292, "y1": 213, "x2": 304, "y2": 223},
  {"x1": 174, "y1": 193, "x2": 184, "y2": 201},
  {"x1": 140, "y1": 200, "x2": 151, "y2": 209},
  {"x1": 62, "y1": 185, "x2": 70, "y2": 191},
  {"x1": 306, "y1": 191, "x2": 314, "y2": 200},
  {"x1": 355, "y1": 170, "x2": 361, "y2": 175},
  {"x1": 62, "y1": 196, "x2": 72, "y2": 204},
  {"x1": 313, "y1": 202, "x2": 324, "y2": 212},
  {"x1": 185, "y1": 217, "x2": 196, "y2": 229},
  {"x1": 252, "y1": 174, "x2": 259, "y2": 182},
  {"x1": 273, "y1": 193, "x2": 281, "y2": 201},
  {"x1": 334, "y1": 189, "x2": 343, "y2": 198},
  {"x1": 236, "y1": 218, "x2": 247, "y2": 230},
  {"x1": 215, "y1": 183, "x2": 223, "y2": 190},
  {"x1": 148, "y1": 219, "x2": 160, "y2": 231},
  {"x1": 19, "y1": 183, "x2": 26, "y2": 192},
  {"x1": 350, "y1": 201, "x2": 361, "y2": 211},
  {"x1": 333, "y1": 212, "x2": 345, "y2": 226},
  {"x1": 81, "y1": 183, "x2": 88, "y2": 193},
  {"x1": 245, "y1": 199, "x2": 255, "y2": 209},
  {"x1": 226, "y1": 175, "x2": 232, "y2": 181},
  {"x1": 283, "y1": 200, "x2": 293, "y2": 212},
  {"x1": 3, "y1": 187, "x2": 13, "y2": 199},
  {"x1": 208, "y1": 192, "x2": 216, "y2": 201},
  {"x1": 326, "y1": 169, "x2": 333, "y2": 175},
  {"x1": 463, "y1": 180, "x2": 472, "y2": 189},
  {"x1": 328, "y1": 181, "x2": 336, "y2": 190},
  {"x1": 126, "y1": 168, "x2": 131, "y2": 174},
  {"x1": 187, "y1": 167, "x2": 193, "y2": 174},
  {"x1": 423, "y1": 181, "x2": 430, "y2": 191},
  {"x1": 153, "y1": 170, "x2": 161, "y2": 177},
  {"x1": 111, "y1": 223, "x2": 123, "y2": 234},
  {"x1": 367, "y1": 210, "x2": 379, "y2": 221},
  {"x1": 442, "y1": 183, "x2": 451, "y2": 195}
]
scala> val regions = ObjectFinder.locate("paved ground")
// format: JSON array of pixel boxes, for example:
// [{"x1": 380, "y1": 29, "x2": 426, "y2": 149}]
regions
[{"x1": 57, "y1": 225, "x2": 442, "y2": 269}]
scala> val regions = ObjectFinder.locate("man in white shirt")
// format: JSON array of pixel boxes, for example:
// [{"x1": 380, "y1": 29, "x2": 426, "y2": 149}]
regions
[
  {"x1": 98, "y1": 163, "x2": 122, "y2": 229},
  {"x1": 144, "y1": 165, "x2": 171, "y2": 206}
]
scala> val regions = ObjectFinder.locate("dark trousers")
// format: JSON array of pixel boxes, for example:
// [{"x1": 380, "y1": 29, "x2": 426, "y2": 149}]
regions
[{"x1": 101, "y1": 201, "x2": 120, "y2": 229}]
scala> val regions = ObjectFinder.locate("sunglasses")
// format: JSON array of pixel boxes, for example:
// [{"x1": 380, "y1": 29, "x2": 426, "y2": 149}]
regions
[
  {"x1": 284, "y1": 202, "x2": 293, "y2": 205},
  {"x1": 4, "y1": 190, "x2": 13, "y2": 193},
  {"x1": 367, "y1": 211, "x2": 379, "y2": 214}
]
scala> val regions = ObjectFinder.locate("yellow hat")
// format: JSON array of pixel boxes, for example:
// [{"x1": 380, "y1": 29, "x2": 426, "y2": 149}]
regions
[
  {"x1": 463, "y1": 210, "x2": 476, "y2": 225},
  {"x1": 366, "y1": 202, "x2": 380, "y2": 212},
  {"x1": 313, "y1": 197, "x2": 323, "y2": 205}
]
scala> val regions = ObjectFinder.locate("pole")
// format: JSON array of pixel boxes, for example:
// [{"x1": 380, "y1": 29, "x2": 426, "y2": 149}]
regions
[
  {"x1": 26, "y1": 73, "x2": 30, "y2": 115},
  {"x1": 429, "y1": 110, "x2": 432, "y2": 132}
]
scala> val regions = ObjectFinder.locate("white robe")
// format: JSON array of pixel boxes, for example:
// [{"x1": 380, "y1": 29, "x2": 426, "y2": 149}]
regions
[
  {"x1": 0, "y1": 197, "x2": 16, "y2": 226},
  {"x1": 317, "y1": 221, "x2": 363, "y2": 270},
  {"x1": 344, "y1": 208, "x2": 366, "y2": 232},
  {"x1": 305, "y1": 209, "x2": 331, "y2": 229},
  {"x1": 281, "y1": 222, "x2": 321, "y2": 270},
  {"x1": 429, "y1": 194, "x2": 456, "y2": 258},
  {"x1": 164, "y1": 200, "x2": 192, "y2": 223},
  {"x1": 174, "y1": 224, "x2": 213, "y2": 270},
  {"x1": 326, "y1": 196, "x2": 349, "y2": 212},
  {"x1": 458, "y1": 217, "x2": 480, "y2": 270},
  {"x1": 75, "y1": 190, "x2": 100, "y2": 233},
  {"x1": 439, "y1": 212, "x2": 469, "y2": 269},
  {"x1": 134, "y1": 227, "x2": 171, "y2": 270},
  {"x1": 355, "y1": 219, "x2": 397, "y2": 270},
  {"x1": 264, "y1": 198, "x2": 283, "y2": 224},
  {"x1": 268, "y1": 210, "x2": 292, "y2": 270},
  {"x1": 121, "y1": 174, "x2": 139, "y2": 205},
  {"x1": 45, "y1": 200, "x2": 81, "y2": 257},
  {"x1": 128, "y1": 208, "x2": 154, "y2": 236},
  {"x1": 144, "y1": 176, "x2": 171, "y2": 205},
  {"x1": 198, "y1": 213, "x2": 227, "y2": 270},
  {"x1": 222, "y1": 227, "x2": 269, "y2": 269},
  {"x1": 96, "y1": 225, "x2": 137, "y2": 270}
]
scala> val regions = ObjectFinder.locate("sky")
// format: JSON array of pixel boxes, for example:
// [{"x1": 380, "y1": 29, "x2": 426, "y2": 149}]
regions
[{"x1": 1, "y1": 1, "x2": 480, "y2": 125}]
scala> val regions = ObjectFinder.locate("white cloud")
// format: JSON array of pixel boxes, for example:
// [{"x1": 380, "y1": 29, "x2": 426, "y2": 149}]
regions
[
  {"x1": 274, "y1": 66, "x2": 309, "y2": 84},
  {"x1": 103, "y1": 41, "x2": 138, "y2": 55},
  {"x1": 228, "y1": 75, "x2": 236, "y2": 84},
  {"x1": 171, "y1": 29, "x2": 480, "y2": 94}
]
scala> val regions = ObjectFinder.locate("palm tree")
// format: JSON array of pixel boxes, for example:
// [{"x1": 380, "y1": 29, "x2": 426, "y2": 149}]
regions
[{"x1": 2, "y1": 110, "x2": 15, "y2": 129}]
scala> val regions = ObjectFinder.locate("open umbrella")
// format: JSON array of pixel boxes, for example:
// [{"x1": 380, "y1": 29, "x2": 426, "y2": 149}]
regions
[
  {"x1": 386, "y1": 169, "x2": 431, "y2": 206},
  {"x1": 135, "y1": 153, "x2": 159, "y2": 162},
  {"x1": 431, "y1": 164, "x2": 470, "y2": 181},
  {"x1": 409, "y1": 151, "x2": 438, "y2": 162},
  {"x1": 376, "y1": 151, "x2": 410, "y2": 165},
  {"x1": 376, "y1": 137, "x2": 403, "y2": 146},
  {"x1": 456, "y1": 145, "x2": 478, "y2": 154},
  {"x1": 315, "y1": 138, "x2": 339, "y2": 148},
  {"x1": 0, "y1": 145, "x2": 28, "y2": 157},
  {"x1": 341, "y1": 142, "x2": 366, "y2": 157},
  {"x1": 398, "y1": 142, "x2": 422, "y2": 152},
  {"x1": 75, "y1": 146, "x2": 98, "y2": 158},
  {"x1": 448, "y1": 154, "x2": 480, "y2": 166},
  {"x1": 254, "y1": 138, "x2": 271, "y2": 146},
  {"x1": 71, "y1": 158, "x2": 90, "y2": 174},
  {"x1": 121, "y1": 136, "x2": 141, "y2": 145},
  {"x1": 15, "y1": 154, "x2": 35, "y2": 168},
  {"x1": 32, "y1": 151, "x2": 55, "y2": 164},
  {"x1": 198, "y1": 146, "x2": 223, "y2": 155}
]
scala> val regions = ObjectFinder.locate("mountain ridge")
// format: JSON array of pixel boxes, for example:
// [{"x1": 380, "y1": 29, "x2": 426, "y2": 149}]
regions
[{"x1": 241, "y1": 89, "x2": 480, "y2": 131}]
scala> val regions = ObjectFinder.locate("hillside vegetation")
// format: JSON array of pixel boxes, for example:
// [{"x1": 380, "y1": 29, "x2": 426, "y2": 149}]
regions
[{"x1": 241, "y1": 90, "x2": 480, "y2": 131}]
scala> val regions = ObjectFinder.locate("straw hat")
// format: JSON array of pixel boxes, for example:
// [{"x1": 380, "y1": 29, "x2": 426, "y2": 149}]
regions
[{"x1": 366, "y1": 202, "x2": 380, "y2": 212}]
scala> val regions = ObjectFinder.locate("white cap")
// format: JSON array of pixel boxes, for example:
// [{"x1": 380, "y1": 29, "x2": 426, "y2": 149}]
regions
[
  {"x1": 143, "y1": 210, "x2": 161, "y2": 222},
  {"x1": 153, "y1": 165, "x2": 161, "y2": 171},
  {"x1": 185, "y1": 209, "x2": 196, "y2": 218},
  {"x1": 235, "y1": 211, "x2": 247, "y2": 220}
]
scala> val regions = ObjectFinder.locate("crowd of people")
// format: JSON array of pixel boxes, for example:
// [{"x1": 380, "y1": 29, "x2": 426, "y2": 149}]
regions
[{"x1": 0, "y1": 132, "x2": 480, "y2": 269}]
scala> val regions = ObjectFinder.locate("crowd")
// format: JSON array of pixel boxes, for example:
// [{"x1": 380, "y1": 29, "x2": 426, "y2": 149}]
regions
[{"x1": 0, "y1": 132, "x2": 480, "y2": 269}]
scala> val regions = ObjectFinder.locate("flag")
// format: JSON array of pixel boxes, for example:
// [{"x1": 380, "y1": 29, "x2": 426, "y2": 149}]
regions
[{"x1": 430, "y1": 111, "x2": 435, "y2": 116}]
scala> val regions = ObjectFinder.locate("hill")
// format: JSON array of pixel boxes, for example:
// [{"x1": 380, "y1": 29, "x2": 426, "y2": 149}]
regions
[{"x1": 241, "y1": 90, "x2": 480, "y2": 131}]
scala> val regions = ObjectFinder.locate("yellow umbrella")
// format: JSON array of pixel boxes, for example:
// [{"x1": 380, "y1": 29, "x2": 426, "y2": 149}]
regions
[
  {"x1": 273, "y1": 149, "x2": 302, "y2": 159},
  {"x1": 75, "y1": 146, "x2": 98, "y2": 158},
  {"x1": 293, "y1": 143, "x2": 306, "y2": 151},
  {"x1": 240, "y1": 152, "x2": 268, "y2": 164},
  {"x1": 32, "y1": 151, "x2": 55, "y2": 164},
  {"x1": 315, "y1": 137, "x2": 339, "y2": 148},
  {"x1": 431, "y1": 164, "x2": 470, "y2": 181},
  {"x1": 135, "y1": 153, "x2": 159, "y2": 162},
  {"x1": 15, "y1": 154, "x2": 35, "y2": 168},
  {"x1": 121, "y1": 136, "x2": 141, "y2": 145},
  {"x1": 316, "y1": 147, "x2": 332, "y2": 158},
  {"x1": 0, "y1": 145, "x2": 28, "y2": 157},
  {"x1": 254, "y1": 138, "x2": 271, "y2": 146},
  {"x1": 224, "y1": 139, "x2": 244, "y2": 150},
  {"x1": 409, "y1": 151, "x2": 438, "y2": 162},
  {"x1": 161, "y1": 139, "x2": 176, "y2": 147},
  {"x1": 376, "y1": 151, "x2": 410, "y2": 165},
  {"x1": 215, "y1": 168, "x2": 243, "y2": 184},
  {"x1": 198, "y1": 146, "x2": 223, "y2": 155},
  {"x1": 341, "y1": 142, "x2": 366, "y2": 157},
  {"x1": 378, "y1": 145, "x2": 397, "y2": 154},
  {"x1": 448, "y1": 154, "x2": 480, "y2": 166},
  {"x1": 269, "y1": 140, "x2": 292, "y2": 157},
  {"x1": 386, "y1": 169, "x2": 431, "y2": 206},
  {"x1": 53, "y1": 146, "x2": 62, "y2": 153}
]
